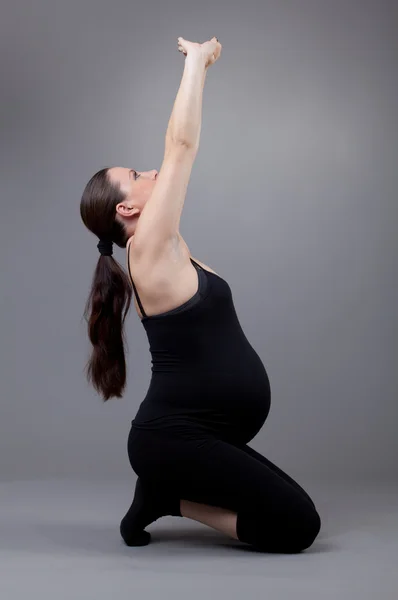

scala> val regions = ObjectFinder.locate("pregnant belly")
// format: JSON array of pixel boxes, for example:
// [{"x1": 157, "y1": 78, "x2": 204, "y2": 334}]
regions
[
  {"x1": 180, "y1": 354, "x2": 271, "y2": 442},
  {"x1": 218, "y1": 359, "x2": 271, "y2": 442},
  {"x1": 134, "y1": 351, "x2": 271, "y2": 442}
]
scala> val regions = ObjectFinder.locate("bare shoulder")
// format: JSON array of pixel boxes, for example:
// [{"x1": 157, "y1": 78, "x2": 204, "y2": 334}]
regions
[
  {"x1": 126, "y1": 234, "x2": 201, "y2": 319},
  {"x1": 127, "y1": 233, "x2": 189, "y2": 284},
  {"x1": 127, "y1": 233, "x2": 218, "y2": 280}
]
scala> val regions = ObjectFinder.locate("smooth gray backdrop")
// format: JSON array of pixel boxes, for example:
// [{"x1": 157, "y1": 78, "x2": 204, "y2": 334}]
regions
[{"x1": 1, "y1": 0, "x2": 397, "y2": 484}]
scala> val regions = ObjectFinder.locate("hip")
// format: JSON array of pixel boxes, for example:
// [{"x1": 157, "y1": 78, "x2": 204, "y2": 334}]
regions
[{"x1": 127, "y1": 420, "x2": 219, "y2": 480}]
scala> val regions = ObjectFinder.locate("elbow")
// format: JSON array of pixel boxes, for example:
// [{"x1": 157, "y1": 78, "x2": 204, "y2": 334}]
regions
[{"x1": 166, "y1": 137, "x2": 198, "y2": 154}]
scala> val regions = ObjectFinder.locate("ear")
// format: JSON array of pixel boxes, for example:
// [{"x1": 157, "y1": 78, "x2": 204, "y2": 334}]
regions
[{"x1": 115, "y1": 202, "x2": 140, "y2": 218}]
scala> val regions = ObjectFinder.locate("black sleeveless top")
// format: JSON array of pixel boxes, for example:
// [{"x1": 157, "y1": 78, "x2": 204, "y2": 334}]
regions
[{"x1": 127, "y1": 250, "x2": 271, "y2": 444}]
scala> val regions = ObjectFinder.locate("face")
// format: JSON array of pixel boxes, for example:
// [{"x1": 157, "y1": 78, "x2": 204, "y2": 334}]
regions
[{"x1": 108, "y1": 166, "x2": 158, "y2": 237}]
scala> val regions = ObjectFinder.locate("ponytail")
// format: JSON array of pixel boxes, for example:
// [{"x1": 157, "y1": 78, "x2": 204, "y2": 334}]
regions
[{"x1": 83, "y1": 252, "x2": 132, "y2": 401}]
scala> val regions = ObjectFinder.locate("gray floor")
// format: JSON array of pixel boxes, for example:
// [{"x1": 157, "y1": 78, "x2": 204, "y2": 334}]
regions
[{"x1": 0, "y1": 480, "x2": 397, "y2": 600}]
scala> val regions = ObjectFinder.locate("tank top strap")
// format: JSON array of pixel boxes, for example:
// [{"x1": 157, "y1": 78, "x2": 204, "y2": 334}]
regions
[
  {"x1": 127, "y1": 242, "x2": 147, "y2": 318},
  {"x1": 190, "y1": 257, "x2": 202, "y2": 270}
]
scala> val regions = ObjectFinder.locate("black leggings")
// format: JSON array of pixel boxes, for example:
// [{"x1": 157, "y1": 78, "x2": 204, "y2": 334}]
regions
[{"x1": 128, "y1": 427, "x2": 321, "y2": 553}]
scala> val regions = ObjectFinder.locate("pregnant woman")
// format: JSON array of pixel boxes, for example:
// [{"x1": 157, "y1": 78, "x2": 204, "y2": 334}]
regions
[{"x1": 80, "y1": 37, "x2": 321, "y2": 553}]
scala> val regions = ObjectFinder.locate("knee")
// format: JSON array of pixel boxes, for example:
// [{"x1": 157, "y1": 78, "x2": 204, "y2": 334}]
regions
[
  {"x1": 291, "y1": 507, "x2": 321, "y2": 552},
  {"x1": 238, "y1": 503, "x2": 321, "y2": 554},
  {"x1": 272, "y1": 505, "x2": 321, "y2": 553}
]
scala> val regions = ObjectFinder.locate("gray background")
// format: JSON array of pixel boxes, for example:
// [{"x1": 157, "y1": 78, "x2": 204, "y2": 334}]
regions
[
  {"x1": 1, "y1": 0, "x2": 397, "y2": 483},
  {"x1": 1, "y1": 1, "x2": 398, "y2": 598}
]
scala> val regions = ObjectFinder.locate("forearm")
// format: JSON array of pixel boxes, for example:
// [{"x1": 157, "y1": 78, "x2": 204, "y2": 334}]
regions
[{"x1": 165, "y1": 54, "x2": 207, "y2": 151}]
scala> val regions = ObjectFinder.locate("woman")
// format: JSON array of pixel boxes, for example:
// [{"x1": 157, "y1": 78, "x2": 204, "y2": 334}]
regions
[{"x1": 80, "y1": 36, "x2": 321, "y2": 553}]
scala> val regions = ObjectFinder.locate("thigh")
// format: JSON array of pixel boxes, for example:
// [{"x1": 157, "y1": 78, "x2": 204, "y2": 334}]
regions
[
  {"x1": 129, "y1": 428, "x2": 313, "y2": 516},
  {"x1": 236, "y1": 443, "x2": 316, "y2": 509},
  {"x1": 174, "y1": 437, "x2": 312, "y2": 517}
]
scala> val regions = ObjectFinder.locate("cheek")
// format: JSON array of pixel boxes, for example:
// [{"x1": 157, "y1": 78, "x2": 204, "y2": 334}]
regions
[
  {"x1": 141, "y1": 186, "x2": 151, "y2": 204},
  {"x1": 146, "y1": 181, "x2": 156, "y2": 196}
]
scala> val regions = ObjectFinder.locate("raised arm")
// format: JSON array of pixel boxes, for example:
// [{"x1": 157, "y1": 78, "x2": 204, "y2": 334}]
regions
[{"x1": 132, "y1": 37, "x2": 222, "y2": 259}]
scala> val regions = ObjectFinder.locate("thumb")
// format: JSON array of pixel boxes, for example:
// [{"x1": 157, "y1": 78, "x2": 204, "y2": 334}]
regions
[{"x1": 177, "y1": 37, "x2": 187, "y2": 54}]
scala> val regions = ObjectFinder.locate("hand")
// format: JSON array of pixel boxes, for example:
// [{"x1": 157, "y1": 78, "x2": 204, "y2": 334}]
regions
[{"x1": 177, "y1": 36, "x2": 222, "y2": 68}]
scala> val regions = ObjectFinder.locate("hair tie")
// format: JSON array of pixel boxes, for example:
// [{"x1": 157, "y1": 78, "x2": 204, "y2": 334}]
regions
[{"x1": 97, "y1": 238, "x2": 113, "y2": 256}]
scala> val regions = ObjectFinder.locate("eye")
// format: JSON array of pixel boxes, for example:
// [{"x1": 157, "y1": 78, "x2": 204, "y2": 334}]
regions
[{"x1": 134, "y1": 171, "x2": 141, "y2": 180}]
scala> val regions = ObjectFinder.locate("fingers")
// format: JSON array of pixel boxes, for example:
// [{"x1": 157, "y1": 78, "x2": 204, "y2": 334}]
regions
[
  {"x1": 176, "y1": 36, "x2": 222, "y2": 62},
  {"x1": 209, "y1": 37, "x2": 222, "y2": 58},
  {"x1": 177, "y1": 37, "x2": 187, "y2": 55},
  {"x1": 208, "y1": 37, "x2": 222, "y2": 65}
]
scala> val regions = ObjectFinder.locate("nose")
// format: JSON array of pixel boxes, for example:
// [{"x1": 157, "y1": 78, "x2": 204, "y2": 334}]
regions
[{"x1": 138, "y1": 169, "x2": 158, "y2": 179}]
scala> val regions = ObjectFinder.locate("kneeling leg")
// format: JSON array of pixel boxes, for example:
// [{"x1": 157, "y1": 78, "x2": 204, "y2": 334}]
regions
[{"x1": 178, "y1": 439, "x2": 321, "y2": 553}]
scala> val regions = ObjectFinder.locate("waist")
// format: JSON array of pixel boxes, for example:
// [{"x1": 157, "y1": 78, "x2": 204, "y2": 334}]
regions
[
  {"x1": 131, "y1": 414, "x2": 223, "y2": 438},
  {"x1": 149, "y1": 344, "x2": 267, "y2": 374}
]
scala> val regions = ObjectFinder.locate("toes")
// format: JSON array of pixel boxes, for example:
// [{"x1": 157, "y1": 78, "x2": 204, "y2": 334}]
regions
[{"x1": 121, "y1": 526, "x2": 151, "y2": 547}]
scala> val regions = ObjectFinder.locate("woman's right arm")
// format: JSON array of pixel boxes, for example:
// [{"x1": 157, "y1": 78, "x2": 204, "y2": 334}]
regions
[{"x1": 132, "y1": 38, "x2": 221, "y2": 260}]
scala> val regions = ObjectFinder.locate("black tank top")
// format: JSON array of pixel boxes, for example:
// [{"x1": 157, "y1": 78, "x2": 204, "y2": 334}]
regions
[{"x1": 127, "y1": 251, "x2": 271, "y2": 443}]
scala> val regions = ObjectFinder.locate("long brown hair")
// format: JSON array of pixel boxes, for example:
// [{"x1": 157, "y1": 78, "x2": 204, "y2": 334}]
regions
[{"x1": 80, "y1": 167, "x2": 133, "y2": 401}]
